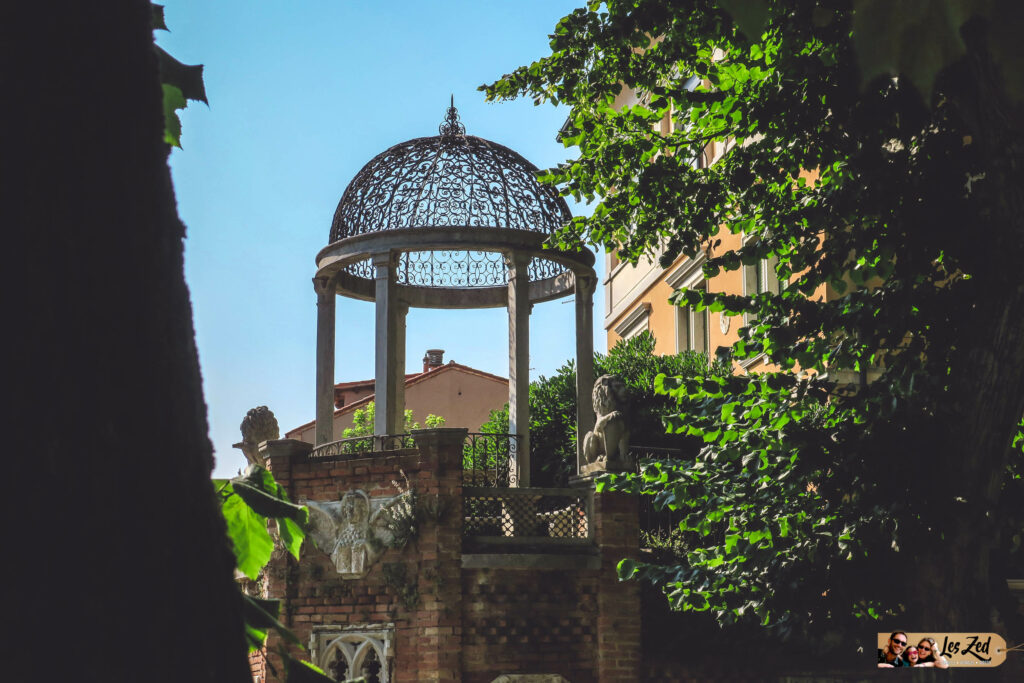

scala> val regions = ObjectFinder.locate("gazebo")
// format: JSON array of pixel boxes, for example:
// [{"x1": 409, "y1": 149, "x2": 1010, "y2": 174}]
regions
[{"x1": 311, "y1": 101, "x2": 597, "y2": 486}]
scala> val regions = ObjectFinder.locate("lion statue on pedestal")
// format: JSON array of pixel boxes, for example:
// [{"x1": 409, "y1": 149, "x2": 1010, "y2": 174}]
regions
[
  {"x1": 235, "y1": 406, "x2": 280, "y2": 467},
  {"x1": 580, "y1": 374, "x2": 631, "y2": 474}
]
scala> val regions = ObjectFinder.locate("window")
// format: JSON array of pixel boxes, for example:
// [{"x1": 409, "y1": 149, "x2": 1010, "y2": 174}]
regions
[
  {"x1": 743, "y1": 255, "x2": 781, "y2": 324},
  {"x1": 311, "y1": 625, "x2": 393, "y2": 683},
  {"x1": 676, "y1": 283, "x2": 710, "y2": 354},
  {"x1": 667, "y1": 255, "x2": 709, "y2": 354},
  {"x1": 613, "y1": 302, "x2": 651, "y2": 340}
]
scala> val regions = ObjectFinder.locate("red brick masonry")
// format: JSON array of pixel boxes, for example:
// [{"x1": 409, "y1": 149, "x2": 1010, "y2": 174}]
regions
[{"x1": 251, "y1": 429, "x2": 642, "y2": 683}]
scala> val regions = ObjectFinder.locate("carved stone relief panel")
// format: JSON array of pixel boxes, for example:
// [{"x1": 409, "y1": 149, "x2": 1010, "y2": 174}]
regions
[
  {"x1": 311, "y1": 624, "x2": 394, "y2": 683},
  {"x1": 304, "y1": 489, "x2": 414, "y2": 579}
]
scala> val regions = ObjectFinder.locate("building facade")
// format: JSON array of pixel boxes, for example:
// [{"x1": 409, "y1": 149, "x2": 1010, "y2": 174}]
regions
[
  {"x1": 287, "y1": 350, "x2": 509, "y2": 443},
  {"x1": 602, "y1": 89, "x2": 826, "y2": 370}
]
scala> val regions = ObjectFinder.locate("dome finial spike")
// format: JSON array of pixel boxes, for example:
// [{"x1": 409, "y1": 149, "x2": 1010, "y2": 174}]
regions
[{"x1": 440, "y1": 94, "x2": 466, "y2": 137}]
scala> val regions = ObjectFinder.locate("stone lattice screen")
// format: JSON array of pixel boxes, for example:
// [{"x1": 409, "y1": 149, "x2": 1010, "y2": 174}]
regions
[{"x1": 463, "y1": 487, "x2": 591, "y2": 540}]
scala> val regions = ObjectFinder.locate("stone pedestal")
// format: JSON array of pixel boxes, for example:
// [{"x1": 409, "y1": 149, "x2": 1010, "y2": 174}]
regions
[{"x1": 594, "y1": 489, "x2": 641, "y2": 683}]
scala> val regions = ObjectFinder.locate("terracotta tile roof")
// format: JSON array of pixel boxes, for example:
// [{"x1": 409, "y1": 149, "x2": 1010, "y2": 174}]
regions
[{"x1": 333, "y1": 374, "x2": 420, "y2": 391}]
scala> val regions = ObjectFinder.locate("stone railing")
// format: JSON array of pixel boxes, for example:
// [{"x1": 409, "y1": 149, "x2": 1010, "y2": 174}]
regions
[{"x1": 462, "y1": 486, "x2": 592, "y2": 545}]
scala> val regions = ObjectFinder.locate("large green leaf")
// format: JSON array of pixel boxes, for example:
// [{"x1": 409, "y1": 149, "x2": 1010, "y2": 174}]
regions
[
  {"x1": 243, "y1": 594, "x2": 281, "y2": 628},
  {"x1": 242, "y1": 593, "x2": 302, "y2": 647},
  {"x1": 245, "y1": 622, "x2": 269, "y2": 652},
  {"x1": 151, "y1": 3, "x2": 167, "y2": 31},
  {"x1": 279, "y1": 517, "x2": 305, "y2": 560},
  {"x1": 154, "y1": 45, "x2": 207, "y2": 103},
  {"x1": 221, "y1": 486, "x2": 274, "y2": 580},
  {"x1": 161, "y1": 84, "x2": 185, "y2": 147},
  {"x1": 232, "y1": 466, "x2": 308, "y2": 525}
]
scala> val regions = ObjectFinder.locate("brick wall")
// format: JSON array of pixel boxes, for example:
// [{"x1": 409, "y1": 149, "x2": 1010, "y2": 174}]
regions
[
  {"x1": 594, "y1": 491, "x2": 641, "y2": 683},
  {"x1": 261, "y1": 430, "x2": 465, "y2": 683},
  {"x1": 257, "y1": 432, "x2": 643, "y2": 683},
  {"x1": 461, "y1": 568, "x2": 599, "y2": 682},
  {"x1": 248, "y1": 648, "x2": 266, "y2": 682}
]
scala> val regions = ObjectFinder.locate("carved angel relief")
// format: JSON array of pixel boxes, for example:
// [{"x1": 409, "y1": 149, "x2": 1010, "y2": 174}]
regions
[{"x1": 305, "y1": 490, "x2": 415, "y2": 579}]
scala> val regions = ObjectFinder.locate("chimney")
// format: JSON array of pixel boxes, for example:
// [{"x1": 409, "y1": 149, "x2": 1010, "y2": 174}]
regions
[{"x1": 423, "y1": 349, "x2": 444, "y2": 372}]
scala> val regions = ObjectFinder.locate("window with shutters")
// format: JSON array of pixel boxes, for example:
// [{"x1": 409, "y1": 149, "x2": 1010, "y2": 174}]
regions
[
  {"x1": 743, "y1": 255, "x2": 781, "y2": 325},
  {"x1": 676, "y1": 282, "x2": 710, "y2": 354}
]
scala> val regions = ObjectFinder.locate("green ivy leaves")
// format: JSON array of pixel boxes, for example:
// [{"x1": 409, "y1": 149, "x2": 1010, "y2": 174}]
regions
[
  {"x1": 483, "y1": 0, "x2": 1024, "y2": 642},
  {"x1": 152, "y1": 4, "x2": 206, "y2": 147}
]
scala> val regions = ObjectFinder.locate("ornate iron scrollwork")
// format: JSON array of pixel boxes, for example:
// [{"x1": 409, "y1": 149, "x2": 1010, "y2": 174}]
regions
[
  {"x1": 330, "y1": 104, "x2": 572, "y2": 243},
  {"x1": 439, "y1": 95, "x2": 466, "y2": 137},
  {"x1": 341, "y1": 251, "x2": 568, "y2": 288}
]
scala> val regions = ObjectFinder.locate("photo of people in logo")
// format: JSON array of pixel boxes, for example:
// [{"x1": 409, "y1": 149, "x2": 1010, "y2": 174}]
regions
[{"x1": 876, "y1": 632, "x2": 1007, "y2": 668}]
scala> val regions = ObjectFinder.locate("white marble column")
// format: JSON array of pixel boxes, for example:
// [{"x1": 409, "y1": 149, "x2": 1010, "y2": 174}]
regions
[
  {"x1": 373, "y1": 252, "x2": 401, "y2": 436},
  {"x1": 507, "y1": 252, "x2": 531, "y2": 486},
  {"x1": 314, "y1": 276, "x2": 336, "y2": 446},
  {"x1": 574, "y1": 272, "x2": 597, "y2": 472}
]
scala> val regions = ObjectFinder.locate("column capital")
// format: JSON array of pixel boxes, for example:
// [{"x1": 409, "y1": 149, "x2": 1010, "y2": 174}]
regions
[
  {"x1": 313, "y1": 275, "x2": 335, "y2": 296},
  {"x1": 371, "y1": 250, "x2": 398, "y2": 270},
  {"x1": 504, "y1": 250, "x2": 531, "y2": 270},
  {"x1": 574, "y1": 271, "x2": 597, "y2": 296}
]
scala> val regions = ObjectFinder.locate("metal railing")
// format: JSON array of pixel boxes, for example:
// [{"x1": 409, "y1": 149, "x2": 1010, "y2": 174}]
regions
[
  {"x1": 463, "y1": 486, "x2": 591, "y2": 542},
  {"x1": 307, "y1": 432, "x2": 521, "y2": 481},
  {"x1": 630, "y1": 445, "x2": 687, "y2": 548},
  {"x1": 308, "y1": 433, "x2": 415, "y2": 459},
  {"x1": 462, "y1": 432, "x2": 518, "y2": 488}
]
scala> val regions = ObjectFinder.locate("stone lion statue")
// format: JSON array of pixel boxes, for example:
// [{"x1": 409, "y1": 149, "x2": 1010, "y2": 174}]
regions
[
  {"x1": 237, "y1": 406, "x2": 280, "y2": 467},
  {"x1": 581, "y1": 374, "x2": 631, "y2": 472}
]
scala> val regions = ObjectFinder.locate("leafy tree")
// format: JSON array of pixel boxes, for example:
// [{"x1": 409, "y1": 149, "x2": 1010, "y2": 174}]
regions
[
  {"x1": 340, "y1": 401, "x2": 445, "y2": 438},
  {"x1": 480, "y1": 331, "x2": 728, "y2": 486},
  {"x1": 485, "y1": 0, "x2": 1024, "y2": 649}
]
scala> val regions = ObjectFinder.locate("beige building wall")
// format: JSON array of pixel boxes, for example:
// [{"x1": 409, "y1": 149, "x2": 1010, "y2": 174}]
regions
[
  {"x1": 604, "y1": 220, "x2": 833, "y2": 376},
  {"x1": 287, "y1": 365, "x2": 509, "y2": 443},
  {"x1": 403, "y1": 367, "x2": 508, "y2": 432}
]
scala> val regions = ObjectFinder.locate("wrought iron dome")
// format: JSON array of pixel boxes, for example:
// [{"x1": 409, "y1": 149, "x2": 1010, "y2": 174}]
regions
[
  {"x1": 330, "y1": 102, "x2": 571, "y2": 242},
  {"x1": 310, "y1": 101, "x2": 598, "y2": 457},
  {"x1": 316, "y1": 102, "x2": 593, "y2": 307}
]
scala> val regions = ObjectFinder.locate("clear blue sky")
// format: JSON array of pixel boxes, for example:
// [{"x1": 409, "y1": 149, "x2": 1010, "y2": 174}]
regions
[{"x1": 158, "y1": 1, "x2": 605, "y2": 477}]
